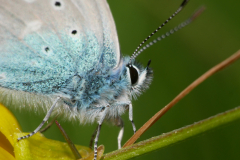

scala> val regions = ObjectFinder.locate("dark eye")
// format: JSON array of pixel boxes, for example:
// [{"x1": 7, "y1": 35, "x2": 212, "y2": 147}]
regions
[{"x1": 128, "y1": 65, "x2": 139, "y2": 85}]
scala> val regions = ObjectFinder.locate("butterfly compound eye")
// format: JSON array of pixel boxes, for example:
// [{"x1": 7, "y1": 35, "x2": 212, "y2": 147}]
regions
[{"x1": 127, "y1": 65, "x2": 139, "y2": 85}]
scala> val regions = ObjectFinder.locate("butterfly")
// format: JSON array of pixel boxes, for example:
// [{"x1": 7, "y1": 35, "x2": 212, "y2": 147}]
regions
[{"x1": 0, "y1": 0, "x2": 189, "y2": 159}]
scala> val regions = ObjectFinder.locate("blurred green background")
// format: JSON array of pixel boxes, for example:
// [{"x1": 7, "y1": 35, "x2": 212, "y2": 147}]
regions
[{"x1": 10, "y1": 0, "x2": 240, "y2": 159}]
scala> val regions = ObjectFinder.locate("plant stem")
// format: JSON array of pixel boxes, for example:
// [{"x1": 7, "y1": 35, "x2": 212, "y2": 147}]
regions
[
  {"x1": 123, "y1": 49, "x2": 240, "y2": 147},
  {"x1": 103, "y1": 106, "x2": 240, "y2": 160}
]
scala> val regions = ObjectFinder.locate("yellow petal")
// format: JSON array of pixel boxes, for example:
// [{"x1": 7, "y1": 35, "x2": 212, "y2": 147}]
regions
[
  {"x1": 0, "y1": 147, "x2": 15, "y2": 160},
  {"x1": 0, "y1": 131, "x2": 14, "y2": 157},
  {"x1": 0, "y1": 103, "x2": 22, "y2": 146},
  {"x1": 14, "y1": 132, "x2": 101, "y2": 160},
  {"x1": 0, "y1": 104, "x2": 105, "y2": 160}
]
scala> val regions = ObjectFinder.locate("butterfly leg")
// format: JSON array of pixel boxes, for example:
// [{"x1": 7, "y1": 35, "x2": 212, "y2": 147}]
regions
[
  {"x1": 115, "y1": 117, "x2": 124, "y2": 149},
  {"x1": 40, "y1": 114, "x2": 59, "y2": 133},
  {"x1": 89, "y1": 125, "x2": 98, "y2": 149},
  {"x1": 94, "y1": 107, "x2": 108, "y2": 160},
  {"x1": 129, "y1": 103, "x2": 136, "y2": 133},
  {"x1": 17, "y1": 97, "x2": 61, "y2": 141}
]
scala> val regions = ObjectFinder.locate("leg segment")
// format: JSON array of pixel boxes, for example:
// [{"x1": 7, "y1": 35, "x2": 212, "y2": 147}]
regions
[
  {"x1": 129, "y1": 103, "x2": 136, "y2": 133},
  {"x1": 17, "y1": 97, "x2": 60, "y2": 141},
  {"x1": 40, "y1": 114, "x2": 59, "y2": 133},
  {"x1": 94, "y1": 107, "x2": 108, "y2": 160},
  {"x1": 89, "y1": 125, "x2": 98, "y2": 149},
  {"x1": 115, "y1": 117, "x2": 124, "y2": 149}
]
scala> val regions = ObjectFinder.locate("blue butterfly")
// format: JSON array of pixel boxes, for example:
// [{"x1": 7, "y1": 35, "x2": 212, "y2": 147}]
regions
[{"x1": 0, "y1": 0, "x2": 189, "y2": 159}]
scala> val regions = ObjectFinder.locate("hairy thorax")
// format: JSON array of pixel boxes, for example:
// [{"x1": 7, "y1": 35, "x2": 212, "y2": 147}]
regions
[{"x1": 59, "y1": 61, "x2": 131, "y2": 123}]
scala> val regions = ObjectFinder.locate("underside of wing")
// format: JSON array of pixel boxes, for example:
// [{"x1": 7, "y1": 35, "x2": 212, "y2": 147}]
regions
[{"x1": 0, "y1": 0, "x2": 120, "y2": 94}]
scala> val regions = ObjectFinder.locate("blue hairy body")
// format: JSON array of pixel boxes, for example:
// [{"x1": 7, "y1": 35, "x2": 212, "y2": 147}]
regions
[{"x1": 0, "y1": 31, "x2": 133, "y2": 123}]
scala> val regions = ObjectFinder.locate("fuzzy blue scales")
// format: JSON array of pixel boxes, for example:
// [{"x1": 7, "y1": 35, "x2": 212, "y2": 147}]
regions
[
  {"x1": 61, "y1": 57, "x2": 131, "y2": 111},
  {"x1": 0, "y1": 2, "x2": 157, "y2": 160},
  {"x1": 0, "y1": 1, "x2": 155, "y2": 160},
  {"x1": 0, "y1": 31, "x2": 118, "y2": 94}
]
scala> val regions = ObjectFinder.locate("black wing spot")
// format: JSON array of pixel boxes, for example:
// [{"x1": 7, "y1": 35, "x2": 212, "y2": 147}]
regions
[
  {"x1": 55, "y1": 1, "x2": 61, "y2": 7},
  {"x1": 45, "y1": 47, "x2": 50, "y2": 52},
  {"x1": 71, "y1": 30, "x2": 77, "y2": 35}
]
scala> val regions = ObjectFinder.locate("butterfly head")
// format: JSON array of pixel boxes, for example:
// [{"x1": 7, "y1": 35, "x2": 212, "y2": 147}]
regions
[
  {"x1": 125, "y1": 59, "x2": 153, "y2": 99},
  {"x1": 111, "y1": 57, "x2": 153, "y2": 100},
  {"x1": 118, "y1": 0, "x2": 190, "y2": 99}
]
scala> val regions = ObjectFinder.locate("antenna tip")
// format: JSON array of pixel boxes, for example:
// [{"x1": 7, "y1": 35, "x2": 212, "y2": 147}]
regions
[{"x1": 181, "y1": 0, "x2": 189, "y2": 7}]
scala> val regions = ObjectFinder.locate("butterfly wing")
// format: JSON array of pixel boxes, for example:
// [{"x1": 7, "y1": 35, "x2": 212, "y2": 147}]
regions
[{"x1": 0, "y1": 0, "x2": 120, "y2": 94}]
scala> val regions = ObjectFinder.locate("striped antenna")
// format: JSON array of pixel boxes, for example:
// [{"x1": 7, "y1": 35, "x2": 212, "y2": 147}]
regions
[
  {"x1": 129, "y1": 0, "x2": 189, "y2": 63},
  {"x1": 134, "y1": 6, "x2": 205, "y2": 57}
]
